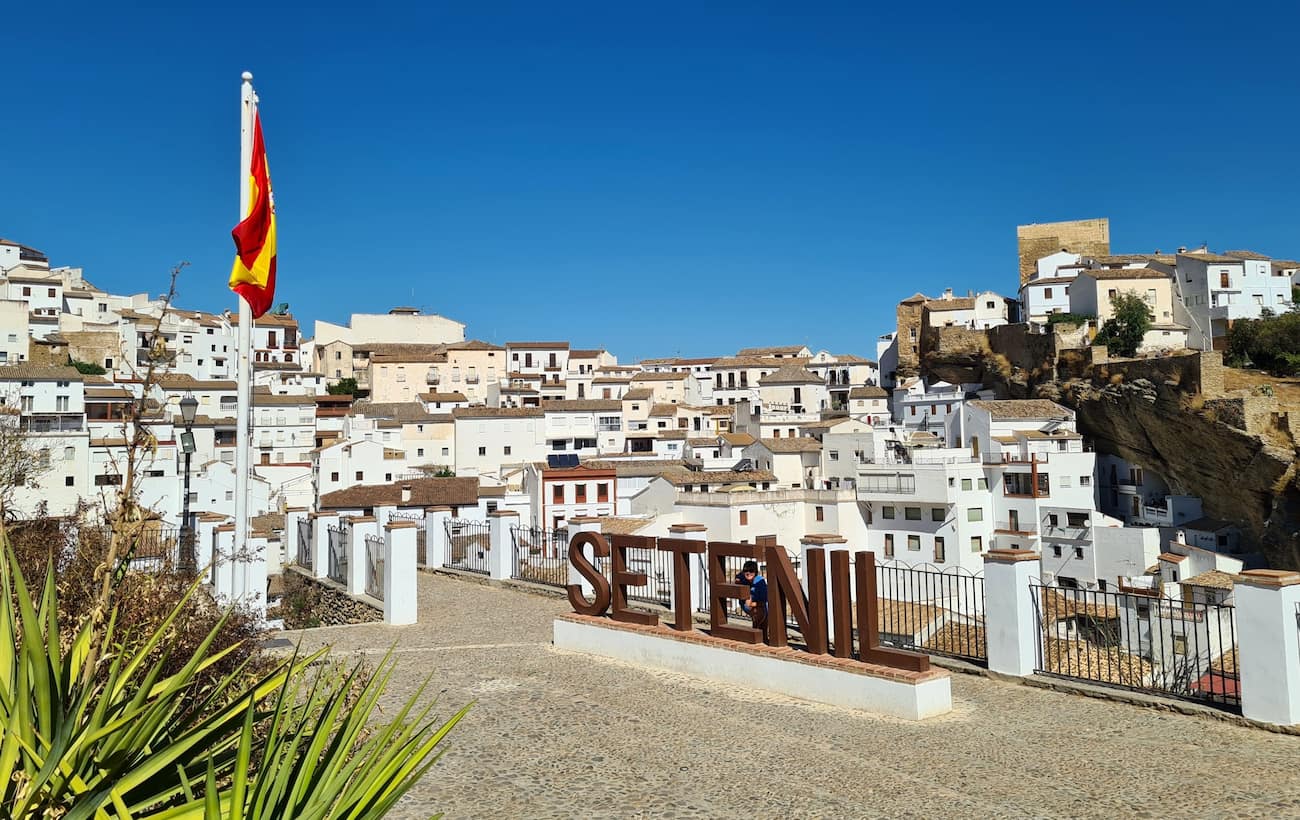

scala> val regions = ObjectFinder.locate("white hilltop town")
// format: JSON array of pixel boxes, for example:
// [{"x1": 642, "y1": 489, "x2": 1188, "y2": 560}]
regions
[{"x1": 7, "y1": 216, "x2": 1300, "y2": 734}]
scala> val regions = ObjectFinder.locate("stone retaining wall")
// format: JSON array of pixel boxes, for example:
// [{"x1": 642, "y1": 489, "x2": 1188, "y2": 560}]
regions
[{"x1": 275, "y1": 567, "x2": 381, "y2": 628}]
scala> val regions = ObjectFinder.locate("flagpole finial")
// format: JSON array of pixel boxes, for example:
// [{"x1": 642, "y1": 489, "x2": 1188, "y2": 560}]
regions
[{"x1": 241, "y1": 71, "x2": 253, "y2": 83}]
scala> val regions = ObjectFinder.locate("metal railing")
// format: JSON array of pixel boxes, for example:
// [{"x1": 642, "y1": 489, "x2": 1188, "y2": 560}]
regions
[
  {"x1": 387, "y1": 510, "x2": 427, "y2": 565},
  {"x1": 365, "y1": 535, "x2": 385, "y2": 600},
  {"x1": 621, "y1": 546, "x2": 674, "y2": 607},
  {"x1": 112, "y1": 527, "x2": 181, "y2": 573},
  {"x1": 1030, "y1": 584, "x2": 1240, "y2": 710},
  {"x1": 297, "y1": 518, "x2": 312, "y2": 569},
  {"x1": 510, "y1": 525, "x2": 569, "y2": 588},
  {"x1": 875, "y1": 562, "x2": 986, "y2": 664},
  {"x1": 327, "y1": 525, "x2": 348, "y2": 585},
  {"x1": 1042, "y1": 524, "x2": 1091, "y2": 541},
  {"x1": 858, "y1": 474, "x2": 916, "y2": 494},
  {"x1": 444, "y1": 519, "x2": 490, "y2": 575},
  {"x1": 994, "y1": 520, "x2": 1037, "y2": 535},
  {"x1": 695, "y1": 552, "x2": 751, "y2": 614}
]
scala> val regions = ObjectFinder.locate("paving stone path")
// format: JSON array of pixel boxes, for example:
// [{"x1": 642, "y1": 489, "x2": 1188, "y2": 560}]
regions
[{"x1": 285, "y1": 573, "x2": 1300, "y2": 819}]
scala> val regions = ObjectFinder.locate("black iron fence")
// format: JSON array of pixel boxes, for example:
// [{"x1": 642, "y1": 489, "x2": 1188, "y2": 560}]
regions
[
  {"x1": 365, "y1": 535, "x2": 385, "y2": 600},
  {"x1": 297, "y1": 518, "x2": 312, "y2": 569},
  {"x1": 510, "y1": 525, "x2": 569, "y2": 588},
  {"x1": 388, "y1": 511, "x2": 427, "y2": 565},
  {"x1": 620, "y1": 545, "x2": 674, "y2": 608},
  {"x1": 444, "y1": 519, "x2": 490, "y2": 575},
  {"x1": 326, "y1": 525, "x2": 348, "y2": 585},
  {"x1": 98, "y1": 526, "x2": 182, "y2": 574},
  {"x1": 1030, "y1": 583, "x2": 1240, "y2": 709},
  {"x1": 874, "y1": 562, "x2": 986, "y2": 664}
]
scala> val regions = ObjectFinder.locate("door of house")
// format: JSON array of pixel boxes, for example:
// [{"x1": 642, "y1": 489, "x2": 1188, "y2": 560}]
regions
[{"x1": 1008, "y1": 510, "x2": 1020, "y2": 533}]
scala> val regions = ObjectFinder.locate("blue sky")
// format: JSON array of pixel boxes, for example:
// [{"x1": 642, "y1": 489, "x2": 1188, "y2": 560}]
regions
[{"x1": 3, "y1": 2, "x2": 1297, "y2": 362}]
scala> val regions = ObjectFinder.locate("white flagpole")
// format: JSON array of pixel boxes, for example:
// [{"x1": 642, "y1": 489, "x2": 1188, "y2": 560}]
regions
[{"x1": 234, "y1": 71, "x2": 255, "y2": 578}]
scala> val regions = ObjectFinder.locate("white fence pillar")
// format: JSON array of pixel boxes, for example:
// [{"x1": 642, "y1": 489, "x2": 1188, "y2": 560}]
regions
[
  {"x1": 374, "y1": 504, "x2": 397, "y2": 526},
  {"x1": 488, "y1": 509, "x2": 518, "y2": 580},
  {"x1": 384, "y1": 521, "x2": 419, "y2": 625},
  {"x1": 426, "y1": 506, "x2": 451, "y2": 569},
  {"x1": 241, "y1": 535, "x2": 269, "y2": 619},
  {"x1": 345, "y1": 516, "x2": 378, "y2": 596},
  {"x1": 983, "y1": 549, "x2": 1040, "y2": 677},
  {"x1": 311, "y1": 511, "x2": 338, "y2": 579},
  {"x1": 195, "y1": 515, "x2": 225, "y2": 574},
  {"x1": 566, "y1": 517, "x2": 603, "y2": 596},
  {"x1": 1236, "y1": 570, "x2": 1300, "y2": 725},
  {"x1": 667, "y1": 523, "x2": 708, "y2": 605},
  {"x1": 211, "y1": 524, "x2": 235, "y2": 601}
]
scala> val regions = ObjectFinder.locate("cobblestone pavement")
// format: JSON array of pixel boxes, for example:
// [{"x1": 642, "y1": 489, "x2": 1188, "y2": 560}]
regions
[{"x1": 286, "y1": 573, "x2": 1300, "y2": 819}]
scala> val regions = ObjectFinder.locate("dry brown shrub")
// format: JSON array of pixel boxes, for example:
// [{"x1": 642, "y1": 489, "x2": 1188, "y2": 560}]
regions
[{"x1": 6, "y1": 514, "x2": 270, "y2": 698}]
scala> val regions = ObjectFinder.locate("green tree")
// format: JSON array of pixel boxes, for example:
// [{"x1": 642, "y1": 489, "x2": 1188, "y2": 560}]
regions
[
  {"x1": 65, "y1": 356, "x2": 107, "y2": 376},
  {"x1": 327, "y1": 377, "x2": 358, "y2": 396},
  {"x1": 1094, "y1": 292, "x2": 1152, "y2": 358},
  {"x1": 1227, "y1": 311, "x2": 1300, "y2": 375},
  {"x1": 1046, "y1": 312, "x2": 1095, "y2": 327}
]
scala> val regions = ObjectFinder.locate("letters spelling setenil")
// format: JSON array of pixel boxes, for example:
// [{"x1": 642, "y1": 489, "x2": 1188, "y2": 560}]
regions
[{"x1": 565, "y1": 532, "x2": 929, "y2": 673}]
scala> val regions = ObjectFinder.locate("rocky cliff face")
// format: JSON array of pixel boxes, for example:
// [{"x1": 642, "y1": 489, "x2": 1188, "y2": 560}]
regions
[
  {"x1": 1043, "y1": 379, "x2": 1300, "y2": 569},
  {"x1": 926, "y1": 346, "x2": 1300, "y2": 570}
]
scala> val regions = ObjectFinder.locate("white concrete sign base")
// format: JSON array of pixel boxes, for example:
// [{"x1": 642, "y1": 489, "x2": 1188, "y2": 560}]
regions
[{"x1": 553, "y1": 616, "x2": 952, "y2": 720}]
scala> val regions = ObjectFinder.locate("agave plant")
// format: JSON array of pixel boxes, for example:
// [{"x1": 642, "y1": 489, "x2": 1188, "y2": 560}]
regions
[{"x1": 0, "y1": 548, "x2": 468, "y2": 818}]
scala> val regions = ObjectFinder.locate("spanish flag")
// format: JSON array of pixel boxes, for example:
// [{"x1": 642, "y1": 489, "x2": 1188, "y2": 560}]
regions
[{"x1": 229, "y1": 111, "x2": 276, "y2": 317}]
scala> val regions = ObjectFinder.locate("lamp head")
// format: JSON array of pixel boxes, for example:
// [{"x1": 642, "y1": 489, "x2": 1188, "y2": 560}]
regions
[{"x1": 179, "y1": 392, "x2": 199, "y2": 426}]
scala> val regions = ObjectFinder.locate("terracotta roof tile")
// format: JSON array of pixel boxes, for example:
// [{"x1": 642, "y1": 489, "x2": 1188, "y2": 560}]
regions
[
  {"x1": 320, "y1": 476, "x2": 479, "y2": 509},
  {"x1": 758, "y1": 364, "x2": 823, "y2": 386},
  {"x1": 351, "y1": 400, "x2": 444, "y2": 422},
  {"x1": 967, "y1": 399, "x2": 1071, "y2": 420},
  {"x1": 0, "y1": 364, "x2": 83, "y2": 381},
  {"x1": 757, "y1": 437, "x2": 822, "y2": 453},
  {"x1": 736, "y1": 345, "x2": 808, "y2": 356},
  {"x1": 849, "y1": 386, "x2": 888, "y2": 399},
  {"x1": 452, "y1": 406, "x2": 545, "y2": 419},
  {"x1": 1081, "y1": 267, "x2": 1170, "y2": 280}
]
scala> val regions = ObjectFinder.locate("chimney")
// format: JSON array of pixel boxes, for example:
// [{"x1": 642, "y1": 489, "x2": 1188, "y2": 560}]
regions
[
  {"x1": 400, "y1": 484, "x2": 412, "y2": 504},
  {"x1": 1177, "y1": 246, "x2": 1187, "y2": 254},
  {"x1": 942, "y1": 288, "x2": 954, "y2": 300}
]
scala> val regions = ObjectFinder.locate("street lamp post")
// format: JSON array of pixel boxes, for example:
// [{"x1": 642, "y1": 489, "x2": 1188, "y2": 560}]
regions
[{"x1": 179, "y1": 392, "x2": 199, "y2": 574}]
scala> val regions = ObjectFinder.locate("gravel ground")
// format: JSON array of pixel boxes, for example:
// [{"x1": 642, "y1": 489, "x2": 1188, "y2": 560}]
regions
[{"x1": 285, "y1": 572, "x2": 1300, "y2": 819}]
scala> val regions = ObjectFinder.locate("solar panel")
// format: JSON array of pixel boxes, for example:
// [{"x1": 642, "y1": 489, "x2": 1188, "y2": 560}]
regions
[{"x1": 546, "y1": 453, "x2": 580, "y2": 469}]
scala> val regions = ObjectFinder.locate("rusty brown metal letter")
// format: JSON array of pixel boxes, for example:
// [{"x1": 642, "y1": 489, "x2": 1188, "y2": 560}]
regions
[
  {"x1": 764, "y1": 545, "x2": 809, "y2": 649},
  {"x1": 853, "y1": 550, "x2": 930, "y2": 672},
  {"x1": 567, "y1": 530, "x2": 611, "y2": 616},
  {"x1": 802, "y1": 547, "x2": 830, "y2": 655},
  {"x1": 659, "y1": 537, "x2": 705, "y2": 631},
  {"x1": 829, "y1": 550, "x2": 854, "y2": 659},
  {"x1": 610, "y1": 534, "x2": 659, "y2": 626},
  {"x1": 708, "y1": 541, "x2": 762, "y2": 644}
]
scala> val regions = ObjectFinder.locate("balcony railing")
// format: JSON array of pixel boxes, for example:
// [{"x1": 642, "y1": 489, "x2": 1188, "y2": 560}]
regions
[
  {"x1": 1042, "y1": 525, "x2": 1091, "y2": 541},
  {"x1": 994, "y1": 521, "x2": 1038, "y2": 536},
  {"x1": 858, "y1": 474, "x2": 916, "y2": 494},
  {"x1": 984, "y1": 452, "x2": 1049, "y2": 465},
  {"x1": 21, "y1": 416, "x2": 85, "y2": 433}
]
